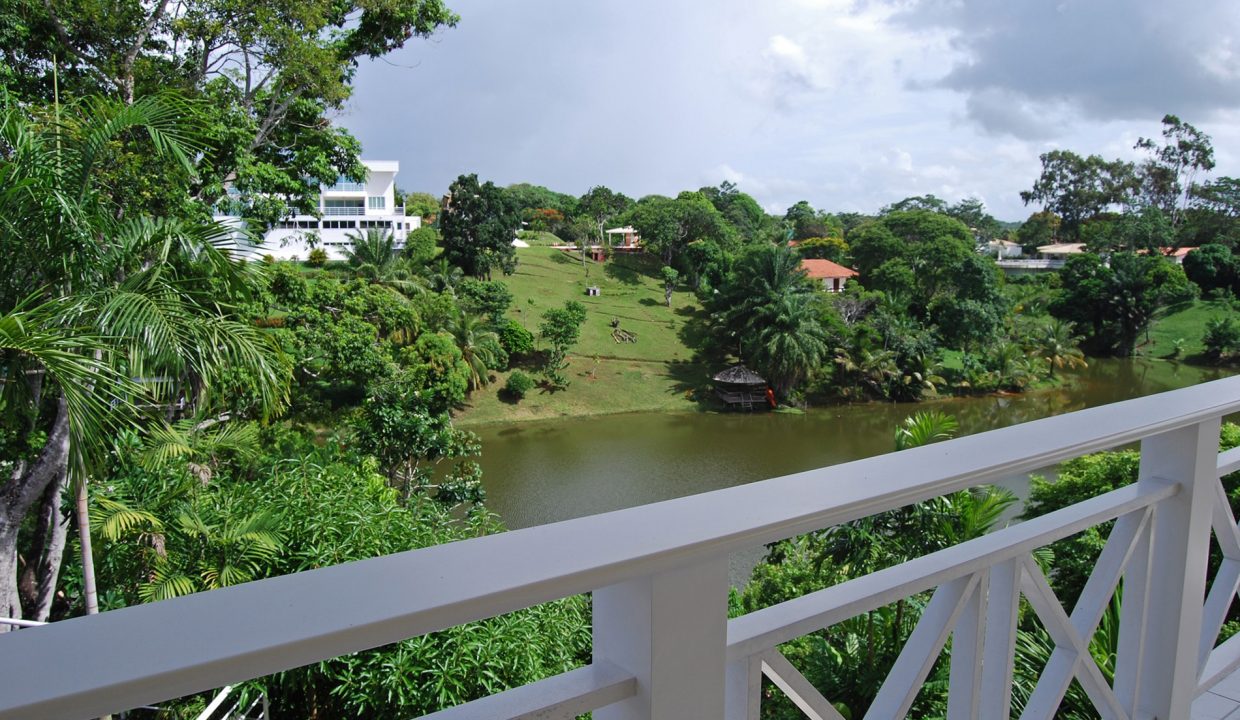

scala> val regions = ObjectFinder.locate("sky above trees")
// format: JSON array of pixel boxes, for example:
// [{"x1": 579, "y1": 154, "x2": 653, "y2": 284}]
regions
[{"x1": 341, "y1": 0, "x2": 1240, "y2": 221}]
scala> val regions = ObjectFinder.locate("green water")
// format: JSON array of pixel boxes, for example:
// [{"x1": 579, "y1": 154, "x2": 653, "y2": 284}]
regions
[{"x1": 473, "y1": 359, "x2": 1234, "y2": 531}]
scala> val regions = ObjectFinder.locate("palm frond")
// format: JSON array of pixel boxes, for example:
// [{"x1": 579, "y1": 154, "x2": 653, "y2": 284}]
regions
[{"x1": 0, "y1": 296, "x2": 142, "y2": 474}]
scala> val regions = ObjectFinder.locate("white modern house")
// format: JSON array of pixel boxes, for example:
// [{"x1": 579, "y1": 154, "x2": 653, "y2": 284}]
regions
[
  {"x1": 218, "y1": 160, "x2": 421, "y2": 261},
  {"x1": 5, "y1": 377, "x2": 1240, "y2": 719}
]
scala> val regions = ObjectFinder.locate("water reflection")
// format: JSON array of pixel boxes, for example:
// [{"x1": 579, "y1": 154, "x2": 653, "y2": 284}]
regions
[{"x1": 473, "y1": 359, "x2": 1235, "y2": 531}]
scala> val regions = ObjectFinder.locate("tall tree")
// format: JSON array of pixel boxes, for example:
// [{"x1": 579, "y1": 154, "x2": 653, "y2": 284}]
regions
[
  {"x1": 700, "y1": 181, "x2": 770, "y2": 241},
  {"x1": 1051, "y1": 252, "x2": 1194, "y2": 356},
  {"x1": 440, "y1": 174, "x2": 521, "y2": 280},
  {"x1": 0, "y1": 95, "x2": 286, "y2": 626},
  {"x1": 1021, "y1": 150, "x2": 1138, "y2": 239},
  {"x1": 1135, "y1": 114, "x2": 1215, "y2": 227},
  {"x1": 0, "y1": 0, "x2": 458, "y2": 225},
  {"x1": 578, "y1": 185, "x2": 632, "y2": 248},
  {"x1": 628, "y1": 192, "x2": 731, "y2": 267},
  {"x1": 706, "y1": 244, "x2": 830, "y2": 398},
  {"x1": 946, "y1": 197, "x2": 1003, "y2": 243},
  {"x1": 784, "y1": 200, "x2": 842, "y2": 241},
  {"x1": 1015, "y1": 210, "x2": 1062, "y2": 252}
]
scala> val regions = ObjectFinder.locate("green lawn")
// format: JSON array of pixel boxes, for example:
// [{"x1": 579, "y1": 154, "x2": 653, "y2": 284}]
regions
[
  {"x1": 500, "y1": 247, "x2": 701, "y2": 363},
  {"x1": 455, "y1": 247, "x2": 712, "y2": 424},
  {"x1": 454, "y1": 358, "x2": 707, "y2": 425},
  {"x1": 1140, "y1": 298, "x2": 1235, "y2": 360}
]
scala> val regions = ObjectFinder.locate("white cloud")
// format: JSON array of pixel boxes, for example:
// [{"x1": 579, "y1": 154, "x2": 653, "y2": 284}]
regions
[{"x1": 342, "y1": 0, "x2": 1240, "y2": 223}]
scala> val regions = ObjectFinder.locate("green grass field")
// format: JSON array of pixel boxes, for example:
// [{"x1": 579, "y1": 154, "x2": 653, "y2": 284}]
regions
[
  {"x1": 1140, "y1": 298, "x2": 1236, "y2": 360},
  {"x1": 499, "y1": 247, "x2": 701, "y2": 362},
  {"x1": 455, "y1": 247, "x2": 710, "y2": 425}
]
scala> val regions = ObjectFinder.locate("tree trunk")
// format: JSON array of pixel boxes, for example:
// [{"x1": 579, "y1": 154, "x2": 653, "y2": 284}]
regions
[
  {"x1": 75, "y1": 478, "x2": 101, "y2": 616},
  {"x1": 0, "y1": 396, "x2": 70, "y2": 631},
  {"x1": 17, "y1": 467, "x2": 69, "y2": 621},
  {"x1": 0, "y1": 522, "x2": 20, "y2": 624}
]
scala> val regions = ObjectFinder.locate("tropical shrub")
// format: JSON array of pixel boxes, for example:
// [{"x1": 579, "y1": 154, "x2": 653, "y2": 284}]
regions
[
  {"x1": 498, "y1": 318, "x2": 536, "y2": 358},
  {"x1": 307, "y1": 247, "x2": 328, "y2": 266},
  {"x1": 505, "y1": 370, "x2": 535, "y2": 399},
  {"x1": 1204, "y1": 316, "x2": 1240, "y2": 361}
]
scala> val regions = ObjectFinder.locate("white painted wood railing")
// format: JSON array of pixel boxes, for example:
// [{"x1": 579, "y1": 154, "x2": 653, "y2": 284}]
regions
[{"x1": 2, "y1": 377, "x2": 1240, "y2": 719}]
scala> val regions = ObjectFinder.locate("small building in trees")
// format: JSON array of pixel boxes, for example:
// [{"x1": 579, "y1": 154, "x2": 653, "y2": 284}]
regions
[
  {"x1": 605, "y1": 226, "x2": 642, "y2": 252},
  {"x1": 551, "y1": 226, "x2": 643, "y2": 263},
  {"x1": 986, "y1": 239, "x2": 1023, "y2": 259},
  {"x1": 1160, "y1": 246, "x2": 1198, "y2": 265},
  {"x1": 713, "y1": 365, "x2": 774, "y2": 411},
  {"x1": 800, "y1": 259, "x2": 859, "y2": 293},
  {"x1": 1034, "y1": 243, "x2": 1086, "y2": 262}
]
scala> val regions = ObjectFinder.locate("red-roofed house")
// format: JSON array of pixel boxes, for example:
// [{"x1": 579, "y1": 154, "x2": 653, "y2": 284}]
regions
[
  {"x1": 1162, "y1": 247, "x2": 1198, "y2": 265},
  {"x1": 800, "y1": 259, "x2": 859, "y2": 293}
]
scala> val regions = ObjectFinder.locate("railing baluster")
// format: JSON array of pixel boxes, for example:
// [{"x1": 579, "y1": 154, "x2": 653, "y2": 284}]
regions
[
  {"x1": 866, "y1": 574, "x2": 979, "y2": 720},
  {"x1": 1121, "y1": 419, "x2": 1221, "y2": 719},
  {"x1": 1114, "y1": 507, "x2": 1154, "y2": 716},
  {"x1": 980, "y1": 558, "x2": 1021, "y2": 719},
  {"x1": 1018, "y1": 557, "x2": 1127, "y2": 720},
  {"x1": 724, "y1": 654, "x2": 761, "y2": 720},
  {"x1": 1200, "y1": 478, "x2": 1240, "y2": 673},
  {"x1": 1023, "y1": 508, "x2": 1150, "y2": 719},
  {"x1": 759, "y1": 650, "x2": 845, "y2": 720},
  {"x1": 593, "y1": 557, "x2": 729, "y2": 720},
  {"x1": 948, "y1": 569, "x2": 988, "y2": 720}
]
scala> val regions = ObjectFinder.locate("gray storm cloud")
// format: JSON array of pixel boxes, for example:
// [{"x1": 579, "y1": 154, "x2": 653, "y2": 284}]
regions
[
  {"x1": 343, "y1": 0, "x2": 1240, "y2": 220},
  {"x1": 889, "y1": 0, "x2": 1240, "y2": 137}
]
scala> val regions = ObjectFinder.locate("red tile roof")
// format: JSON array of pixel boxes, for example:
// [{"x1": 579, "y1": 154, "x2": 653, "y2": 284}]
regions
[{"x1": 800, "y1": 258, "x2": 859, "y2": 280}]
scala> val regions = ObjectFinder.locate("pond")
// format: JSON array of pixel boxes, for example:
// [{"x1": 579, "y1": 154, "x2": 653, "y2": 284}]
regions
[{"x1": 473, "y1": 359, "x2": 1235, "y2": 533}]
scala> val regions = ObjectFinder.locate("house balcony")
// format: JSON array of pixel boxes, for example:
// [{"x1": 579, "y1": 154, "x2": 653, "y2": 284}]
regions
[
  {"x1": 323, "y1": 182, "x2": 366, "y2": 193},
  {"x1": 3, "y1": 377, "x2": 1240, "y2": 719},
  {"x1": 321, "y1": 206, "x2": 366, "y2": 216}
]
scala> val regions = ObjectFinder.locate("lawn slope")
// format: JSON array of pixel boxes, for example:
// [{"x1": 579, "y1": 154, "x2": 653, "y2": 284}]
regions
[{"x1": 455, "y1": 247, "x2": 711, "y2": 425}]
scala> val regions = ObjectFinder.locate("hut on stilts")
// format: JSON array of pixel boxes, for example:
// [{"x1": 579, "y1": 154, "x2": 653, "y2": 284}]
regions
[{"x1": 713, "y1": 365, "x2": 774, "y2": 411}]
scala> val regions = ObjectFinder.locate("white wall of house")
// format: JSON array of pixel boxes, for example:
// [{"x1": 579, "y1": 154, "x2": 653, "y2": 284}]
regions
[{"x1": 220, "y1": 160, "x2": 422, "y2": 261}]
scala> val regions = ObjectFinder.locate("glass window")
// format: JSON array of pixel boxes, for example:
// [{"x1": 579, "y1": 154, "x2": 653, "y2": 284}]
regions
[{"x1": 368, "y1": 196, "x2": 386, "y2": 210}]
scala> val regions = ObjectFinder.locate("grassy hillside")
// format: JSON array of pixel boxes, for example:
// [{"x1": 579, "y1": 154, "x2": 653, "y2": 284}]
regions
[
  {"x1": 1140, "y1": 298, "x2": 1237, "y2": 361},
  {"x1": 455, "y1": 247, "x2": 711, "y2": 424},
  {"x1": 499, "y1": 247, "x2": 700, "y2": 362}
]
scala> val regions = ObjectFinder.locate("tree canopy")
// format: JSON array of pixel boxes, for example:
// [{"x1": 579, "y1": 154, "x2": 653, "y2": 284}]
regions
[{"x1": 440, "y1": 174, "x2": 521, "y2": 279}]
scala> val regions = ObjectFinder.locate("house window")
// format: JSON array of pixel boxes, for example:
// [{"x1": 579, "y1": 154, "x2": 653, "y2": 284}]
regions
[{"x1": 368, "y1": 196, "x2": 386, "y2": 210}]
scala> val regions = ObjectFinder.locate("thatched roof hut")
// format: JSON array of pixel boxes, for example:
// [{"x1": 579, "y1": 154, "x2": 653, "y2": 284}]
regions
[
  {"x1": 713, "y1": 365, "x2": 770, "y2": 410},
  {"x1": 712, "y1": 365, "x2": 766, "y2": 386}
]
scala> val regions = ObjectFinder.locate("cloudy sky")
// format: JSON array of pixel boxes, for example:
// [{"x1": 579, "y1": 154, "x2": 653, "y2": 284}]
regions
[{"x1": 341, "y1": 0, "x2": 1240, "y2": 221}]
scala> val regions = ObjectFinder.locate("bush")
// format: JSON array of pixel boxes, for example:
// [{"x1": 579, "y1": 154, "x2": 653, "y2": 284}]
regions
[
  {"x1": 458, "y1": 278, "x2": 514, "y2": 321},
  {"x1": 404, "y1": 226, "x2": 440, "y2": 265},
  {"x1": 1204, "y1": 316, "x2": 1240, "y2": 361},
  {"x1": 504, "y1": 370, "x2": 535, "y2": 399},
  {"x1": 307, "y1": 248, "x2": 328, "y2": 267},
  {"x1": 498, "y1": 319, "x2": 535, "y2": 357}
]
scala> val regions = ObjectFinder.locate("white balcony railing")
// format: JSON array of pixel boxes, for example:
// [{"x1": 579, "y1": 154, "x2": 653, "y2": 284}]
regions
[
  {"x1": 324, "y1": 182, "x2": 366, "y2": 192},
  {"x1": 321, "y1": 206, "x2": 365, "y2": 216},
  {"x1": 997, "y1": 258, "x2": 1068, "y2": 270},
  {"x1": 2, "y1": 377, "x2": 1240, "y2": 719}
]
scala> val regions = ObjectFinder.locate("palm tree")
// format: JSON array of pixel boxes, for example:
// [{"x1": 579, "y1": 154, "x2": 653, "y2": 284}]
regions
[
  {"x1": 894, "y1": 410, "x2": 958, "y2": 450},
  {"x1": 345, "y1": 227, "x2": 399, "y2": 270},
  {"x1": 895, "y1": 351, "x2": 947, "y2": 401},
  {"x1": 344, "y1": 228, "x2": 426, "y2": 296},
  {"x1": 987, "y1": 340, "x2": 1036, "y2": 389},
  {"x1": 1037, "y1": 319, "x2": 1088, "y2": 378},
  {"x1": 711, "y1": 244, "x2": 829, "y2": 398},
  {"x1": 0, "y1": 94, "x2": 287, "y2": 627},
  {"x1": 754, "y1": 292, "x2": 829, "y2": 397},
  {"x1": 448, "y1": 310, "x2": 501, "y2": 391},
  {"x1": 423, "y1": 257, "x2": 464, "y2": 295}
]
